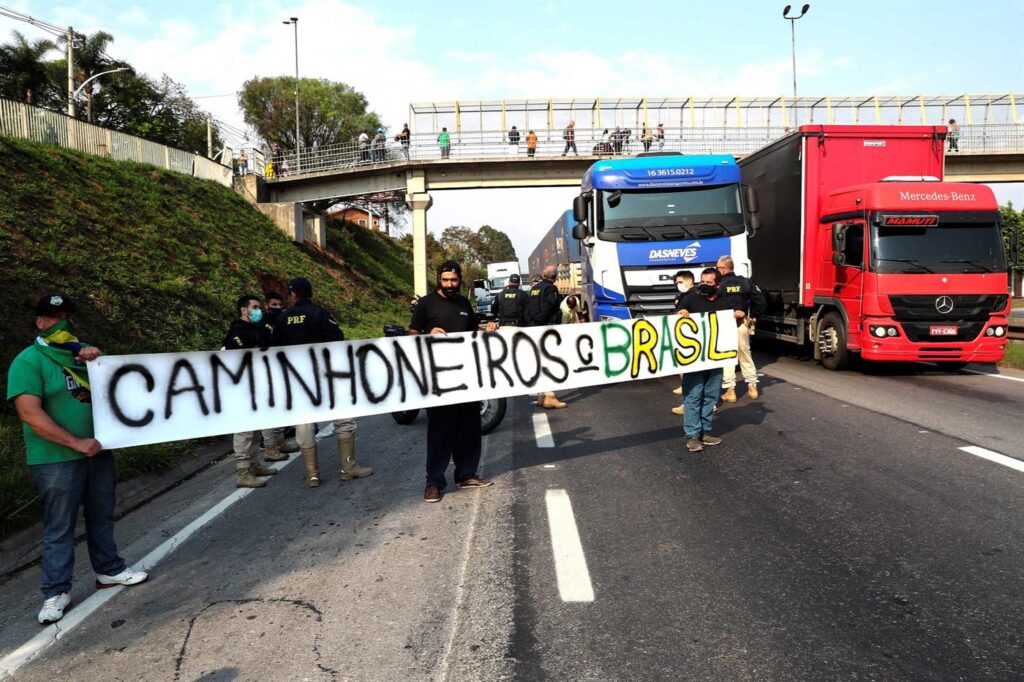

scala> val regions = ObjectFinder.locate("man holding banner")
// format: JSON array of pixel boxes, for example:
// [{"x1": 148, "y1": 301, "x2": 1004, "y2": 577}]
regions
[
  {"x1": 272, "y1": 278, "x2": 373, "y2": 487},
  {"x1": 410, "y1": 261, "x2": 498, "y2": 503},
  {"x1": 7, "y1": 294, "x2": 148, "y2": 625}
]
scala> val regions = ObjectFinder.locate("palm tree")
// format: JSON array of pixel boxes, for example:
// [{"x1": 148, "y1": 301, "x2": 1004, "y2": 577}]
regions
[
  {"x1": 0, "y1": 31, "x2": 57, "y2": 105},
  {"x1": 61, "y1": 30, "x2": 115, "y2": 122}
]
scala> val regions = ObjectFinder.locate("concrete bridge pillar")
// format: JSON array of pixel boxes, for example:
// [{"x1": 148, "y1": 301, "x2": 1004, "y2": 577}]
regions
[{"x1": 406, "y1": 170, "x2": 432, "y2": 297}]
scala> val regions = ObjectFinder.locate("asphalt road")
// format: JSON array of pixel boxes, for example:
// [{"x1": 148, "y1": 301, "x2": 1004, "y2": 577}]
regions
[{"x1": 2, "y1": 353, "x2": 1024, "y2": 680}]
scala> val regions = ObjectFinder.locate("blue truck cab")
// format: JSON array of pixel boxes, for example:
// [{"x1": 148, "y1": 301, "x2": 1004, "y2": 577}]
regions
[{"x1": 572, "y1": 154, "x2": 758, "y2": 320}]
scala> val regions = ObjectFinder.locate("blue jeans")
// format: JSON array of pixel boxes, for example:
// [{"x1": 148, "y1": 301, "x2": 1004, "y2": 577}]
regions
[
  {"x1": 30, "y1": 452, "x2": 126, "y2": 598},
  {"x1": 682, "y1": 368, "x2": 723, "y2": 438}
]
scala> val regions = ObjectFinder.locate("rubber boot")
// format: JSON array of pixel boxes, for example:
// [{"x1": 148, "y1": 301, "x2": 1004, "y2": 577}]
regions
[
  {"x1": 747, "y1": 384, "x2": 759, "y2": 400},
  {"x1": 722, "y1": 388, "x2": 737, "y2": 403},
  {"x1": 236, "y1": 464, "x2": 266, "y2": 488},
  {"x1": 301, "y1": 445, "x2": 320, "y2": 488},
  {"x1": 338, "y1": 434, "x2": 372, "y2": 480},
  {"x1": 250, "y1": 461, "x2": 278, "y2": 477}
]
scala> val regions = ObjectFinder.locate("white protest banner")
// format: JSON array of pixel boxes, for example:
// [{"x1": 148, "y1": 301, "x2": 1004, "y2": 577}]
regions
[{"x1": 88, "y1": 313, "x2": 738, "y2": 449}]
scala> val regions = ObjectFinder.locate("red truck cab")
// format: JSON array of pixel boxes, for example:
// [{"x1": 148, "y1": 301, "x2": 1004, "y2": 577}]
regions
[{"x1": 740, "y1": 125, "x2": 1011, "y2": 370}]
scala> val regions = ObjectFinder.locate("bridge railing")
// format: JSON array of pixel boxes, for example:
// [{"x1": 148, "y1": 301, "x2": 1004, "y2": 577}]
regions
[{"x1": 257, "y1": 123, "x2": 1024, "y2": 180}]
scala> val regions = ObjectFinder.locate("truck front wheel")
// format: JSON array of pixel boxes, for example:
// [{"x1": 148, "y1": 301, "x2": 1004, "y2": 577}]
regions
[{"x1": 818, "y1": 312, "x2": 850, "y2": 371}]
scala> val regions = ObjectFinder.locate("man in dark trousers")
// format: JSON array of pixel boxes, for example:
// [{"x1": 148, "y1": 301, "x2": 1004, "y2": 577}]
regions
[
  {"x1": 494, "y1": 273, "x2": 528, "y2": 327},
  {"x1": 271, "y1": 277, "x2": 372, "y2": 487},
  {"x1": 409, "y1": 261, "x2": 497, "y2": 503},
  {"x1": 715, "y1": 255, "x2": 766, "y2": 402},
  {"x1": 675, "y1": 268, "x2": 743, "y2": 453},
  {"x1": 526, "y1": 264, "x2": 566, "y2": 409},
  {"x1": 7, "y1": 294, "x2": 148, "y2": 625},
  {"x1": 222, "y1": 294, "x2": 283, "y2": 488}
]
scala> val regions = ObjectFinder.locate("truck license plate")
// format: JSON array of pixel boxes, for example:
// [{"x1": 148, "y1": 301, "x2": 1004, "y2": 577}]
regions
[{"x1": 929, "y1": 325, "x2": 958, "y2": 336}]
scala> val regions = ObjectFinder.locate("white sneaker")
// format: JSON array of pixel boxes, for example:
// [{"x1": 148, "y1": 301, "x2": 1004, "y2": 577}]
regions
[
  {"x1": 95, "y1": 568, "x2": 149, "y2": 589},
  {"x1": 38, "y1": 593, "x2": 71, "y2": 624}
]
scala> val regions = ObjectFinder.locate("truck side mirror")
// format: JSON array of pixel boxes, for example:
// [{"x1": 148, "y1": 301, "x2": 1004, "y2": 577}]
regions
[
  {"x1": 747, "y1": 214, "x2": 762, "y2": 237},
  {"x1": 743, "y1": 185, "x2": 759, "y2": 214},
  {"x1": 572, "y1": 222, "x2": 589, "y2": 240},
  {"x1": 832, "y1": 223, "x2": 846, "y2": 252},
  {"x1": 832, "y1": 252, "x2": 847, "y2": 267},
  {"x1": 573, "y1": 195, "x2": 588, "y2": 223}
]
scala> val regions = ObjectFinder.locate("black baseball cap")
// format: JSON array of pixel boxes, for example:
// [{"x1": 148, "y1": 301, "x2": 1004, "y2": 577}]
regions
[
  {"x1": 287, "y1": 277, "x2": 313, "y2": 299},
  {"x1": 509, "y1": 274, "x2": 521, "y2": 284},
  {"x1": 35, "y1": 294, "x2": 77, "y2": 316}
]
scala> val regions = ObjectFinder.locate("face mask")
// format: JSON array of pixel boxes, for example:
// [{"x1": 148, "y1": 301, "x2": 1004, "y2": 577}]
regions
[
  {"x1": 696, "y1": 283, "x2": 718, "y2": 297},
  {"x1": 676, "y1": 283, "x2": 691, "y2": 293},
  {"x1": 249, "y1": 308, "x2": 263, "y2": 323}
]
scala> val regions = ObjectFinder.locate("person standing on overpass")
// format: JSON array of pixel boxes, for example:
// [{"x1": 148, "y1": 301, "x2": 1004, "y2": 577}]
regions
[
  {"x1": 526, "y1": 129, "x2": 538, "y2": 158},
  {"x1": 495, "y1": 273, "x2": 528, "y2": 327},
  {"x1": 527, "y1": 265, "x2": 567, "y2": 409},
  {"x1": 716, "y1": 256, "x2": 765, "y2": 402},
  {"x1": 271, "y1": 277, "x2": 373, "y2": 487},
  {"x1": 561, "y1": 121, "x2": 577, "y2": 156},
  {"x1": 438, "y1": 127, "x2": 451, "y2": 159},
  {"x1": 409, "y1": 261, "x2": 497, "y2": 503}
]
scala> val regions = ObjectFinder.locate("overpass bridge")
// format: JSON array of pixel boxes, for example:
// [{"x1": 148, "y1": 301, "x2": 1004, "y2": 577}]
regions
[{"x1": 246, "y1": 93, "x2": 1024, "y2": 295}]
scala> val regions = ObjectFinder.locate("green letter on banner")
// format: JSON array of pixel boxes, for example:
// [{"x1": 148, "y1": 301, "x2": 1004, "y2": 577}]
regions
[{"x1": 601, "y1": 322, "x2": 631, "y2": 378}]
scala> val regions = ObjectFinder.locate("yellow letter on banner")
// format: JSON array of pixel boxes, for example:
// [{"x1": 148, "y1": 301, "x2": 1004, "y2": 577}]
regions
[
  {"x1": 673, "y1": 317, "x2": 701, "y2": 366},
  {"x1": 630, "y1": 319, "x2": 659, "y2": 378},
  {"x1": 707, "y1": 312, "x2": 738, "y2": 361}
]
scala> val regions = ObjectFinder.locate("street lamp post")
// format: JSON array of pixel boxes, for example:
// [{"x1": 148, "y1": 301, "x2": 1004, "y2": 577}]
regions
[
  {"x1": 782, "y1": 4, "x2": 810, "y2": 100},
  {"x1": 283, "y1": 17, "x2": 299, "y2": 173}
]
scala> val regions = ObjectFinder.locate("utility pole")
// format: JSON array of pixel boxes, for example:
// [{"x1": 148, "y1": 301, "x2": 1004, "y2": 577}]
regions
[
  {"x1": 782, "y1": 5, "x2": 810, "y2": 100},
  {"x1": 66, "y1": 26, "x2": 75, "y2": 116},
  {"x1": 283, "y1": 17, "x2": 300, "y2": 172},
  {"x1": 207, "y1": 114, "x2": 213, "y2": 158}
]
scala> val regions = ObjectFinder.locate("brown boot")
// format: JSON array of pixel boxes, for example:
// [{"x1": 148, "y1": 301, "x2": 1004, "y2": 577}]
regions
[
  {"x1": 236, "y1": 465, "x2": 266, "y2": 488},
  {"x1": 338, "y1": 434, "x2": 372, "y2": 480},
  {"x1": 263, "y1": 444, "x2": 288, "y2": 462},
  {"x1": 747, "y1": 384, "x2": 760, "y2": 400},
  {"x1": 721, "y1": 388, "x2": 737, "y2": 403},
  {"x1": 541, "y1": 392, "x2": 567, "y2": 409},
  {"x1": 250, "y1": 462, "x2": 278, "y2": 477},
  {"x1": 301, "y1": 445, "x2": 320, "y2": 488}
]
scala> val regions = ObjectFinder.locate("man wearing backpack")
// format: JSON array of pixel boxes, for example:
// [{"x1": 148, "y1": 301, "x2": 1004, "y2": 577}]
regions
[{"x1": 716, "y1": 256, "x2": 766, "y2": 401}]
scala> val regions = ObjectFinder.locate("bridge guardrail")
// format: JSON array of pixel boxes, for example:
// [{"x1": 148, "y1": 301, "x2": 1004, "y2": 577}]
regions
[{"x1": 251, "y1": 123, "x2": 1024, "y2": 182}]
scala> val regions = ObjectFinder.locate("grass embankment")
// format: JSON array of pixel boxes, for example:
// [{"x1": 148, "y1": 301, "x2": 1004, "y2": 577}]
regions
[
  {"x1": 1001, "y1": 341, "x2": 1024, "y2": 370},
  {"x1": 0, "y1": 135, "x2": 412, "y2": 539}
]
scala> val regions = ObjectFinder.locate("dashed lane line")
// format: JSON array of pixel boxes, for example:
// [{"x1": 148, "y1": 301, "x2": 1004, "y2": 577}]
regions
[
  {"x1": 545, "y1": 489, "x2": 595, "y2": 603},
  {"x1": 959, "y1": 445, "x2": 1024, "y2": 473},
  {"x1": 0, "y1": 455, "x2": 296, "y2": 679},
  {"x1": 533, "y1": 413, "x2": 555, "y2": 448}
]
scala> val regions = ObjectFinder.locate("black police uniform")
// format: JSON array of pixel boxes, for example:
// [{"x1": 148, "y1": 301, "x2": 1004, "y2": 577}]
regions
[
  {"x1": 718, "y1": 272, "x2": 766, "y2": 324},
  {"x1": 409, "y1": 290, "x2": 482, "y2": 489},
  {"x1": 222, "y1": 318, "x2": 267, "y2": 350},
  {"x1": 270, "y1": 298, "x2": 345, "y2": 346},
  {"x1": 495, "y1": 286, "x2": 529, "y2": 326},
  {"x1": 525, "y1": 279, "x2": 561, "y2": 326}
]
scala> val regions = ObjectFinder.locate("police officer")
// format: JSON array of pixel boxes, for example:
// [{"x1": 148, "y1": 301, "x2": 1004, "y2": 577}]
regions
[
  {"x1": 494, "y1": 273, "x2": 528, "y2": 327},
  {"x1": 409, "y1": 261, "x2": 497, "y2": 503},
  {"x1": 716, "y1": 256, "x2": 766, "y2": 402},
  {"x1": 526, "y1": 265, "x2": 566, "y2": 409},
  {"x1": 222, "y1": 294, "x2": 282, "y2": 488},
  {"x1": 271, "y1": 277, "x2": 372, "y2": 487}
]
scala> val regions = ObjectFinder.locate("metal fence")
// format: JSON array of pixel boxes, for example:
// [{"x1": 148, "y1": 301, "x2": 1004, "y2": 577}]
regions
[
  {"x1": 249, "y1": 123, "x2": 1024, "y2": 181},
  {"x1": 0, "y1": 97, "x2": 232, "y2": 186}
]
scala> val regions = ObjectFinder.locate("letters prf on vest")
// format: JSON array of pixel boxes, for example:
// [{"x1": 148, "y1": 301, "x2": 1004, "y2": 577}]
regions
[{"x1": 87, "y1": 313, "x2": 738, "y2": 449}]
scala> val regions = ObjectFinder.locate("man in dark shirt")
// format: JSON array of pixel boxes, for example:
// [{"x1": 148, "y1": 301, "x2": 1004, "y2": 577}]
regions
[
  {"x1": 495, "y1": 274, "x2": 528, "y2": 327},
  {"x1": 526, "y1": 265, "x2": 566, "y2": 409},
  {"x1": 409, "y1": 260, "x2": 497, "y2": 503},
  {"x1": 675, "y1": 267, "x2": 744, "y2": 453},
  {"x1": 222, "y1": 294, "x2": 280, "y2": 488},
  {"x1": 271, "y1": 278, "x2": 372, "y2": 487}
]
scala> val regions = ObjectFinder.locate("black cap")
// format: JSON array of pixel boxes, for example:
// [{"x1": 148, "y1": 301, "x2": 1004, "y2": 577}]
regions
[
  {"x1": 35, "y1": 294, "x2": 77, "y2": 316},
  {"x1": 287, "y1": 277, "x2": 313, "y2": 299},
  {"x1": 437, "y1": 260, "x2": 462, "y2": 277},
  {"x1": 509, "y1": 274, "x2": 521, "y2": 284}
]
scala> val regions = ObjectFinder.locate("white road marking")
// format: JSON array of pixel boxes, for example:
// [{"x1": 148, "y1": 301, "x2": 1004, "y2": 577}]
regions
[
  {"x1": 542, "y1": 464, "x2": 557, "y2": 469},
  {"x1": 0, "y1": 456, "x2": 294, "y2": 679},
  {"x1": 545, "y1": 489, "x2": 595, "y2": 603},
  {"x1": 959, "y1": 446, "x2": 1024, "y2": 473},
  {"x1": 533, "y1": 413, "x2": 555, "y2": 448},
  {"x1": 963, "y1": 369, "x2": 1024, "y2": 384}
]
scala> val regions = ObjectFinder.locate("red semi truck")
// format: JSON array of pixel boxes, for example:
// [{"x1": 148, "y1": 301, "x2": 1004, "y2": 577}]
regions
[{"x1": 740, "y1": 125, "x2": 1013, "y2": 370}]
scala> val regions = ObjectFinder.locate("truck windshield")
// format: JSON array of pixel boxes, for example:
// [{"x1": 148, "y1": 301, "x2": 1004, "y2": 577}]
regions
[
  {"x1": 871, "y1": 223, "x2": 1006, "y2": 274},
  {"x1": 596, "y1": 186, "x2": 744, "y2": 240},
  {"x1": 488, "y1": 277, "x2": 508, "y2": 289}
]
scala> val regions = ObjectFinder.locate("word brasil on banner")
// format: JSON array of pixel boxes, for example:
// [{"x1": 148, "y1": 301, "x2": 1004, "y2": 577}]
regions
[{"x1": 89, "y1": 313, "x2": 738, "y2": 448}]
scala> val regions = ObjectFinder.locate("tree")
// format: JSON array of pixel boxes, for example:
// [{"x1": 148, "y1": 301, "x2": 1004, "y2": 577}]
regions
[
  {"x1": 1001, "y1": 201, "x2": 1022, "y2": 269},
  {"x1": 59, "y1": 30, "x2": 116, "y2": 123},
  {"x1": 238, "y1": 76, "x2": 382, "y2": 149},
  {"x1": 436, "y1": 225, "x2": 519, "y2": 292},
  {"x1": 477, "y1": 225, "x2": 517, "y2": 263},
  {"x1": 0, "y1": 31, "x2": 57, "y2": 105}
]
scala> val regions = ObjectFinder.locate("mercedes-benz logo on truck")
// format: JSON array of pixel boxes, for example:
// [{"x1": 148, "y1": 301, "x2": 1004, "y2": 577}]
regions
[{"x1": 935, "y1": 296, "x2": 955, "y2": 314}]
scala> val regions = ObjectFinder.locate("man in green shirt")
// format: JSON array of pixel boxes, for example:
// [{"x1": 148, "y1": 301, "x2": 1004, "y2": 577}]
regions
[
  {"x1": 7, "y1": 294, "x2": 148, "y2": 625},
  {"x1": 437, "y1": 127, "x2": 451, "y2": 159}
]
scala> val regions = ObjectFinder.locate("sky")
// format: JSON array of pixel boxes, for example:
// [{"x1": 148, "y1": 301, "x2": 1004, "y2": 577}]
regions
[{"x1": 4, "y1": 0, "x2": 1024, "y2": 269}]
